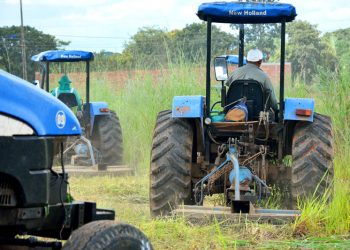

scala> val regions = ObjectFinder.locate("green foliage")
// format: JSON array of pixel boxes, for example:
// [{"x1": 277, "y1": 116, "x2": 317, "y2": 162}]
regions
[
  {"x1": 0, "y1": 25, "x2": 69, "y2": 80},
  {"x1": 121, "y1": 23, "x2": 236, "y2": 69},
  {"x1": 231, "y1": 23, "x2": 280, "y2": 60},
  {"x1": 171, "y1": 23, "x2": 236, "y2": 63},
  {"x1": 286, "y1": 21, "x2": 338, "y2": 83},
  {"x1": 323, "y1": 27, "x2": 350, "y2": 68},
  {"x1": 123, "y1": 27, "x2": 171, "y2": 68}
]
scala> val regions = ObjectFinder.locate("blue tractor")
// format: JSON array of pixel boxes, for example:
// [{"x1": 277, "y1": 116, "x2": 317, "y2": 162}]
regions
[
  {"x1": 150, "y1": 2, "x2": 334, "y2": 216},
  {"x1": 0, "y1": 70, "x2": 152, "y2": 249},
  {"x1": 31, "y1": 50, "x2": 123, "y2": 167}
]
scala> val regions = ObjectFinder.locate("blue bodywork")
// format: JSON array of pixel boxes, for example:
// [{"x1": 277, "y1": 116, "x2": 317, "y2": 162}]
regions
[
  {"x1": 226, "y1": 55, "x2": 247, "y2": 65},
  {"x1": 229, "y1": 166, "x2": 253, "y2": 185},
  {"x1": 31, "y1": 50, "x2": 94, "y2": 62},
  {"x1": 0, "y1": 70, "x2": 81, "y2": 136},
  {"x1": 172, "y1": 96, "x2": 205, "y2": 118},
  {"x1": 197, "y1": 2, "x2": 297, "y2": 23},
  {"x1": 284, "y1": 98, "x2": 314, "y2": 122},
  {"x1": 88, "y1": 102, "x2": 110, "y2": 133},
  {"x1": 90, "y1": 102, "x2": 109, "y2": 116}
]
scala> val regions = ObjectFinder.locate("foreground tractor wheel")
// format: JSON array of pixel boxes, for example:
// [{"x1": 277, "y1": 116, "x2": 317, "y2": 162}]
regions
[
  {"x1": 291, "y1": 113, "x2": 334, "y2": 207},
  {"x1": 63, "y1": 220, "x2": 152, "y2": 250},
  {"x1": 150, "y1": 110, "x2": 194, "y2": 217},
  {"x1": 92, "y1": 110, "x2": 123, "y2": 165}
]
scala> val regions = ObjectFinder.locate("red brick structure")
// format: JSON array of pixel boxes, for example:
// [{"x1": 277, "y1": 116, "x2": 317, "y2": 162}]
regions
[{"x1": 261, "y1": 62, "x2": 291, "y2": 87}]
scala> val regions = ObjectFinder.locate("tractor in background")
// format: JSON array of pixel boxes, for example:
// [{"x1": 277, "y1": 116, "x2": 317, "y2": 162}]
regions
[
  {"x1": 31, "y1": 50, "x2": 123, "y2": 168},
  {"x1": 150, "y1": 2, "x2": 333, "y2": 217},
  {"x1": 0, "y1": 70, "x2": 152, "y2": 249}
]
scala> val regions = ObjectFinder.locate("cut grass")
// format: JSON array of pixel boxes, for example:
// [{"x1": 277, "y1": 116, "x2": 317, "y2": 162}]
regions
[
  {"x1": 69, "y1": 175, "x2": 294, "y2": 249},
  {"x1": 69, "y1": 174, "x2": 350, "y2": 249}
]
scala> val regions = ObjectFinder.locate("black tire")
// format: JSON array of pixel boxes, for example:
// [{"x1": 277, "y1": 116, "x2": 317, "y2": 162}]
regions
[
  {"x1": 92, "y1": 110, "x2": 123, "y2": 165},
  {"x1": 63, "y1": 220, "x2": 152, "y2": 250},
  {"x1": 150, "y1": 110, "x2": 194, "y2": 217},
  {"x1": 291, "y1": 113, "x2": 334, "y2": 206}
]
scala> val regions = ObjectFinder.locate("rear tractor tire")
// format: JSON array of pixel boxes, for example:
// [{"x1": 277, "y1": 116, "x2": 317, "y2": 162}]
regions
[
  {"x1": 150, "y1": 110, "x2": 194, "y2": 217},
  {"x1": 63, "y1": 220, "x2": 152, "y2": 250},
  {"x1": 291, "y1": 113, "x2": 334, "y2": 207},
  {"x1": 92, "y1": 110, "x2": 123, "y2": 165}
]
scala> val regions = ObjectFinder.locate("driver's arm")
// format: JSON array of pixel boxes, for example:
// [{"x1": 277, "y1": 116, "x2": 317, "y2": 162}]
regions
[{"x1": 264, "y1": 77, "x2": 278, "y2": 110}]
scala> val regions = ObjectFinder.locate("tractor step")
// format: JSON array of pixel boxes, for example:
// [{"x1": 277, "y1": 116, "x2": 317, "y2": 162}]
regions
[
  {"x1": 173, "y1": 205, "x2": 300, "y2": 224},
  {"x1": 53, "y1": 165, "x2": 134, "y2": 177}
]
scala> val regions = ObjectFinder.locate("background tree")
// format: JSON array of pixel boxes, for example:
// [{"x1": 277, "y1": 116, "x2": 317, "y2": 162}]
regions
[
  {"x1": 121, "y1": 23, "x2": 236, "y2": 68},
  {"x1": 323, "y1": 28, "x2": 350, "y2": 68},
  {"x1": 0, "y1": 26, "x2": 69, "y2": 81},
  {"x1": 286, "y1": 21, "x2": 337, "y2": 83},
  {"x1": 171, "y1": 23, "x2": 236, "y2": 63},
  {"x1": 122, "y1": 27, "x2": 171, "y2": 69}
]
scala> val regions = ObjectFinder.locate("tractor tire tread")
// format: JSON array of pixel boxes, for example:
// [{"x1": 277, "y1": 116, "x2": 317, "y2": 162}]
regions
[
  {"x1": 150, "y1": 110, "x2": 193, "y2": 217},
  {"x1": 291, "y1": 113, "x2": 334, "y2": 205},
  {"x1": 92, "y1": 110, "x2": 123, "y2": 165},
  {"x1": 63, "y1": 220, "x2": 152, "y2": 250}
]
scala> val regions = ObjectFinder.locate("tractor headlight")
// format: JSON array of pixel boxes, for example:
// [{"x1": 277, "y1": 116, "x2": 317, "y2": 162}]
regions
[{"x1": 204, "y1": 117, "x2": 212, "y2": 125}]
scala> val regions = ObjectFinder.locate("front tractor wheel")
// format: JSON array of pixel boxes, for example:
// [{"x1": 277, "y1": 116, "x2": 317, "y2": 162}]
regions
[
  {"x1": 291, "y1": 113, "x2": 334, "y2": 207},
  {"x1": 63, "y1": 220, "x2": 153, "y2": 250},
  {"x1": 150, "y1": 110, "x2": 194, "y2": 217}
]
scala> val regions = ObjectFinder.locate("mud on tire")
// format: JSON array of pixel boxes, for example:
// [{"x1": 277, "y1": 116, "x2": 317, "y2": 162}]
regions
[
  {"x1": 150, "y1": 110, "x2": 194, "y2": 217},
  {"x1": 291, "y1": 113, "x2": 334, "y2": 206},
  {"x1": 63, "y1": 220, "x2": 152, "y2": 250},
  {"x1": 92, "y1": 110, "x2": 123, "y2": 165}
]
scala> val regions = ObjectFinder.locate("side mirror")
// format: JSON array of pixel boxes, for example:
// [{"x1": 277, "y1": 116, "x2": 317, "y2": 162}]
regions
[{"x1": 214, "y1": 56, "x2": 228, "y2": 81}]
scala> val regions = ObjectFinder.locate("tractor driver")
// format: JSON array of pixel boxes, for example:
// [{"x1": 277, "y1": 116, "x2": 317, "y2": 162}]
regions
[
  {"x1": 226, "y1": 49, "x2": 278, "y2": 111},
  {"x1": 51, "y1": 74, "x2": 82, "y2": 111}
]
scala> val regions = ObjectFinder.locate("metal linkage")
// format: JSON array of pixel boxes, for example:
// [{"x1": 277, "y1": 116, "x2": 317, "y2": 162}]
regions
[
  {"x1": 194, "y1": 146, "x2": 241, "y2": 204},
  {"x1": 63, "y1": 136, "x2": 96, "y2": 166},
  {"x1": 0, "y1": 236, "x2": 62, "y2": 249},
  {"x1": 194, "y1": 154, "x2": 231, "y2": 205}
]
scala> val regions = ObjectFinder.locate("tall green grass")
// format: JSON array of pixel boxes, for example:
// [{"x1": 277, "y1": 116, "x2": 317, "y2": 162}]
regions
[
  {"x1": 91, "y1": 64, "x2": 204, "y2": 171},
  {"x1": 286, "y1": 68, "x2": 350, "y2": 235}
]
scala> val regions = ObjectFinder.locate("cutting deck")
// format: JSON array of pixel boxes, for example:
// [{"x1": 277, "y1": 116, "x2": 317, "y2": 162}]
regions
[
  {"x1": 53, "y1": 165, "x2": 134, "y2": 177},
  {"x1": 174, "y1": 205, "x2": 300, "y2": 224}
]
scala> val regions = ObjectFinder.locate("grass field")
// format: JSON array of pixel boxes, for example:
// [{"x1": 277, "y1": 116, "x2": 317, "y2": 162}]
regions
[{"x1": 68, "y1": 64, "x2": 350, "y2": 249}]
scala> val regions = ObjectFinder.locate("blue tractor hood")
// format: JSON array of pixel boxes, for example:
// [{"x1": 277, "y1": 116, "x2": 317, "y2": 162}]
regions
[
  {"x1": 0, "y1": 70, "x2": 81, "y2": 136},
  {"x1": 197, "y1": 2, "x2": 297, "y2": 23},
  {"x1": 31, "y1": 50, "x2": 94, "y2": 62}
]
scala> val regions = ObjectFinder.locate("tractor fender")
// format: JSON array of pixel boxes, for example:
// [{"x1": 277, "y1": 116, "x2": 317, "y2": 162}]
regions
[
  {"x1": 88, "y1": 102, "x2": 109, "y2": 134},
  {"x1": 284, "y1": 98, "x2": 314, "y2": 122},
  {"x1": 172, "y1": 96, "x2": 205, "y2": 152},
  {"x1": 172, "y1": 96, "x2": 205, "y2": 118}
]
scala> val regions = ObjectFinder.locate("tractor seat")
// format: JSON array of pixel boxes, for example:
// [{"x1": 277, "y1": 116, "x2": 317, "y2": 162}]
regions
[
  {"x1": 57, "y1": 93, "x2": 79, "y2": 108},
  {"x1": 225, "y1": 79, "x2": 268, "y2": 121}
]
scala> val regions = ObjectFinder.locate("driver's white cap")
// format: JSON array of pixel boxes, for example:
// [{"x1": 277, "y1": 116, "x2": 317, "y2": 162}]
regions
[{"x1": 247, "y1": 49, "x2": 263, "y2": 62}]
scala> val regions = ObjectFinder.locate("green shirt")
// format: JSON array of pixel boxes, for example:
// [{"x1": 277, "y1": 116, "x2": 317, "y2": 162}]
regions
[{"x1": 226, "y1": 63, "x2": 278, "y2": 110}]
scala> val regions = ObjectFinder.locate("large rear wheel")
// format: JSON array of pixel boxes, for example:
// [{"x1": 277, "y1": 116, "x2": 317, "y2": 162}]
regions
[
  {"x1": 291, "y1": 113, "x2": 334, "y2": 207},
  {"x1": 92, "y1": 110, "x2": 123, "y2": 165},
  {"x1": 150, "y1": 110, "x2": 194, "y2": 217},
  {"x1": 63, "y1": 220, "x2": 152, "y2": 250}
]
